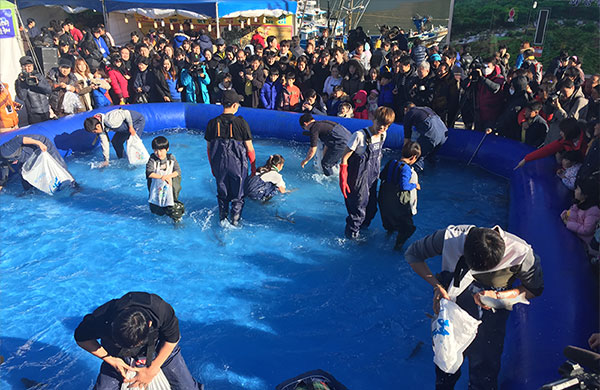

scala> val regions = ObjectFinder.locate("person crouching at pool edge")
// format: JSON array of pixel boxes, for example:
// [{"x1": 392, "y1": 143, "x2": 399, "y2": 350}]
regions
[
  {"x1": 84, "y1": 108, "x2": 146, "y2": 167},
  {"x1": 339, "y1": 106, "x2": 395, "y2": 239},
  {"x1": 146, "y1": 136, "x2": 185, "y2": 222}
]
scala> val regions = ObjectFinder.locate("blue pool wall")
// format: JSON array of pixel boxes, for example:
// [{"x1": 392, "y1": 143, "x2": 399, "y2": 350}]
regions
[{"x1": 0, "y1": 103, "x2": 596, "y2": 389}]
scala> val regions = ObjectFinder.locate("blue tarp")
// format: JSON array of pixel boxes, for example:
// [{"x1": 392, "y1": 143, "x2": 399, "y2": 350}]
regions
[{"x1": 16, "y1": 0, "x2": 297, "y2": 17}]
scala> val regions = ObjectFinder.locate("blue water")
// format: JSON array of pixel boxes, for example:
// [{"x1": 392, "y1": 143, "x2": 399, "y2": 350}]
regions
[{"x1": 0, "y1": 130, "x2": 508, "y2": 390}]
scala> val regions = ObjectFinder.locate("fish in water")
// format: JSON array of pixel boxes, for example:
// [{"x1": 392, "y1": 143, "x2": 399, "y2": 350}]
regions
[
  {"x1": 275, "y1": 210, "x2": 296, "y2": 224},
  {"x1": 479, "y1": 292, "x2": 530, "y2": 311},
  {"x1": 21, "y1": 378, "x2": 48, "y2": 389},
  {"x1": 407, "y1": 341, "x2": 425, "y2": 359}
]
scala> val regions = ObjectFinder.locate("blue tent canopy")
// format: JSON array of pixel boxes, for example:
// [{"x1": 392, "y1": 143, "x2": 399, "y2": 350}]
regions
[
  {"x1": 105, "y1": 0, "x2": 217, "y2": 16},
  {"x1": 105, "y1": 0, "x2": 296, "y2": 18},
  {"x1": 15, "y1": 0, "x2": 103, "y2": 11}
]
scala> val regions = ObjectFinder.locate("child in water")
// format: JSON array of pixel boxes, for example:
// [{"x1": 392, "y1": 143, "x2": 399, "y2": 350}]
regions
[
  {"x1": 244, "y1": 154, "x2": 290, "y2": 202},
  {"x1": 146, "y1": 136, "x2": 185, "y2": 222},
  {"x1": 561, "y1": 177, "x2": 600, "y2": 244},
  {"x1": 378, "y1": 141, "x2": 421, "y2": 249}
]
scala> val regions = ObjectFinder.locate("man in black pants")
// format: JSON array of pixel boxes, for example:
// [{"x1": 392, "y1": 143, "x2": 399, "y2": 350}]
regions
[
  {"x1": 405, "y1": 225, "x2": 544, "y2": 390},
  {"x1": 299, "y1": 113, "x2": 352, "y2": 176},
  {"x1": 84, "y1": 109, "x2": 145, "y2": 167},
  {"x1": 75, "y1": 292, "x2": 203, "y2": 390}
]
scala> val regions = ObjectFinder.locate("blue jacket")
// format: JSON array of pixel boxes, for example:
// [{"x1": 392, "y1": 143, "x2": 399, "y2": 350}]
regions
[
  {"x1": 260, "y1": 80, "x2": 282, "y2": 109},
  {"x1": 92, "y1": 88, "x2": 112, "y2": 108},
  {"x1": 180, "y1": 67, "x2": 211, "y2": 104},
  {"x1": 378, "y1": 83, "x2": 394, "y2": 107},
  {"x1": 93, "y1": 36, "x2": 110, "y2": 58}
]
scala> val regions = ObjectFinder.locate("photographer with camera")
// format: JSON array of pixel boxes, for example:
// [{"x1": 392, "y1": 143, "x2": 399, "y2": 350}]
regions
[
  {"x1": 179, "y1": 54, "x2": 211, "y2": 104},
  {"x1": 408, "y1": 61, "x2": 436, "y2": 108},
  {"x1": 466, "y1": 57, "x2": 505, "y2": 132},
  {"x1": 15, "y1": 56, "x2": 52, "y2": 125},
  {"x1": 552, "y1": 78, "x2": 589, "y2": 123}
]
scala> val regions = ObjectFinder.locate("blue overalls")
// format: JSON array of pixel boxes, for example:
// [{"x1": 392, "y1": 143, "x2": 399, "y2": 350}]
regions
[
  {"x1": 244, "y1": 173, "x2": 279, "y2": 202},
  {"x1": 208, "y1": 120, "x2": 248, "y2": 222},
  {"x1": 344, "y1": 128, "x2": 383, "y2": 237},
  {"x1": 320, "y1": 124, "x2": 352, "y2": 176},
  {"x1": 110, "y1": 111, "x2": 146, "y2": 159}
]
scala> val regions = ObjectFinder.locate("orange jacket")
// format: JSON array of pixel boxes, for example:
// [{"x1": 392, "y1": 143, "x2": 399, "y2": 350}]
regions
[{"x1": 0, "y1": 83, "x2": 19, "y2": 129}]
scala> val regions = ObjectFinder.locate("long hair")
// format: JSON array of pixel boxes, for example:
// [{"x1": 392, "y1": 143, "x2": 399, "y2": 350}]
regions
[
  {"x1": 161, "y1": 56, "x2": 177, "y2": 81},
  {"x1": 257, "y1": 154, "x2": 285, "y2": 175}
]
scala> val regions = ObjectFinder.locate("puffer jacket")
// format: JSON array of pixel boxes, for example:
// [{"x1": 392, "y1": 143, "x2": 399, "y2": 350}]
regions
[
  {"x1": 198, "y1": 34, "x2": 213, "y2": 53},
  {"x1": 411, "y1": 44, "x2": 427, "y2": 65},
  {"x1": 15, "y1": 70, "x2": 52, "y2": 115},
  {"x1": 562, "y1": 205, "x2": 600, "y2": 244}
]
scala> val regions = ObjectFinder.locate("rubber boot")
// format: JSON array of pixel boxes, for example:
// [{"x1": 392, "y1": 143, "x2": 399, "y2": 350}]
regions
[
  {"x1": 394, "y1": 225, "x2": 416, "y2": 250},
  {"x1": 229, "y1": 213, "x2": 241, "y2": 227}
]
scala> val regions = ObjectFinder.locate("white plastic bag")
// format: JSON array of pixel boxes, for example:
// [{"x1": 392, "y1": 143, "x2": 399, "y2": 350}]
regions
[
  {"x1": 121, "y1": 368, "x2": 171, "y2": 390},
  {"x1": 61, "y1": 91, "x2": 83, "y2": 114},
  {"x1": 149, "y1": 160, "x2": 175, "y2": 207},
  {"x1": 432, "y1": 299, "x2": 482, "y2": 374},
  {"x1": 21, "y1": 151, "x2": 75, "y2": 195},
  {"x1": 149, "y1": 180, "x2": 174, "y2": 207},
  {"x1": 127, "y1": 134, "x2": 150, "y2": 165}
]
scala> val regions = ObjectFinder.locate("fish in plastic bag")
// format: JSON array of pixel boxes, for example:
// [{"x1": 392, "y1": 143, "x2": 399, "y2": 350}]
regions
[
  {"x1": 479, "y1": 291, "x2": 530, "y2": 311},
  {"x1": 432, "y1": 299, "x2": 482, "y2": 374},
  {"x1": 126, "y1": 134, "x2": 150, "y2": 165},
  {"x1": 120, "y1": 368, "x2": 171, "y2": 390},
  {"x1": 21, "y1": 150, "x2": 75, "y2": 195}
]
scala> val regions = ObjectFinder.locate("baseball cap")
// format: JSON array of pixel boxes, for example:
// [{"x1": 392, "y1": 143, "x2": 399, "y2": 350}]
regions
[
  {"x1": 58, "y1": 58, "x2": 73, "y2": 68},
  {"x1": 19, "y1": 56, "x2": 34, "y2": 66},
  {"x1": 215, "y1": 38, "x2": 225, "y2": 46},
  {"x1": 222, "y1": 90, "x2": 244, "y2": 105}
]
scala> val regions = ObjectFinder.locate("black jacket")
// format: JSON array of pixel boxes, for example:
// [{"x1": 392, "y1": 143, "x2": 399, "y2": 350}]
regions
[{"x1": 15, "y1": 71, "x2": 52, "y2": 115}]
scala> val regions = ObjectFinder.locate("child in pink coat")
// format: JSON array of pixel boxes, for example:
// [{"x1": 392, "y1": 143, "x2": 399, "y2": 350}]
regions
[{"x1": 561, "y1": 178, "x2": 600, "y2": 244}]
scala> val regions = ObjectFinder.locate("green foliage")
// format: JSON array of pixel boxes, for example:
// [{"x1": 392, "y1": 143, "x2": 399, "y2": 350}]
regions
[{"x1": 451, "y1": 0, "x2": 600, "y2": 73}]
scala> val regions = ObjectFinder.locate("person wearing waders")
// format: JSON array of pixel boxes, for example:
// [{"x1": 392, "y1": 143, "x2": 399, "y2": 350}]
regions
[
  {"x1": 205, "y1": 90, "x2": 256, "y2": 226},
  {"x1": 83, "y1": 108, "x2": 146, "y2": 167},
  {"x1": 339, "y1": 106, "x2": 396, "y2": 239},
  {"x1": 74, "y1": 292, "x2": 204, "y2": 390},
  {"x1": 0, "y1": 134, "x2": 75, "y2": 191},
  {"x1": 405, "y1": 226, "x2": 544, "y2": 390},
  {"x1": 299, "y1": 113, "x2": 352, "y2": 176},
  {"x1": 403, "y1": 102, "x2": 448, "y2": 171}
]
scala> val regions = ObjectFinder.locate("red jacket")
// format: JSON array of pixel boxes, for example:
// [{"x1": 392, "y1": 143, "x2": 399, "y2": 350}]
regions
[
  {"x1": 107, "y1": 67, "x2": 129, "y2": 100},
  {"x1": 476, "y1": 65, "x2": 505, "y2": 123},
  {"x1": 70, "y1": 27, "x2": 84, "y2": 43},
  {"x1": 524, "y1": 131, "x2": 587, "y2": 162}
]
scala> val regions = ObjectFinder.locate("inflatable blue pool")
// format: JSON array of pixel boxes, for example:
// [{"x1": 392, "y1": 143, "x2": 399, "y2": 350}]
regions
[{"x1": 0, "y1": 103, "x2": 596, "y2": 389}]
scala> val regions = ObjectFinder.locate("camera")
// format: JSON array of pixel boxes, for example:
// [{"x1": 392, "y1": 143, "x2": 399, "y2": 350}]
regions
[
  {"x1": 21, "y1": 72, "x2": 38, "y2": 86},
  {"x1": 468, "y1": 57, "x2": 484, "y2": 81},
  {"x1": 540, "y1": 346, "x2": 600, "y2": 390},
  {"x1": 549, "y1": 91, "x2": 561, "y2": 102}
]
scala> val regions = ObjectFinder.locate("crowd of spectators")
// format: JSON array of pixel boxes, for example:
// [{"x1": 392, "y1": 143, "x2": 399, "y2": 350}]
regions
[{"x1": 1, "y1": 17, "x2": 598, "y2": 259}]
